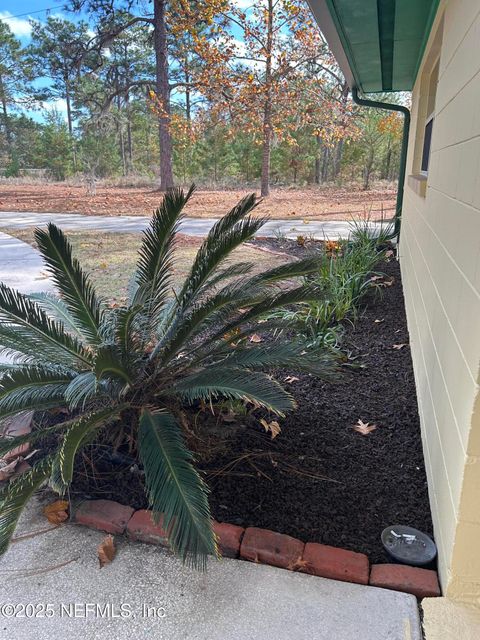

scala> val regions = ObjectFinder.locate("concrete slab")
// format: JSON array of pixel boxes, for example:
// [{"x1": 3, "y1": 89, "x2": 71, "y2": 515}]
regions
[
  {"x1": 422, "y1": 597, "x2": 480, "y2": 639},
  {"x1": 0, "y1": 211, "x2": 391, "y2": 240},
  {"x1": 0, "y1": 497, "x2": 421, "y2": 640},
  {"x1": 0, "y1": 232, "x2": 53, "y2": 295}
]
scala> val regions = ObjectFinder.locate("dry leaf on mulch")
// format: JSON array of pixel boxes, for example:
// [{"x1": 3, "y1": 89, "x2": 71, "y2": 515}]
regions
[
  {"x1": 260, "y1": 419, "x2": 281, "y2": 439},
  {"x1": 43, "y1": 500, "x2": 69, "y2": 525},
  {"x1": 392, "y1": 343, "x2": 409, "y2": 350},
  {"x1": 98, "y1": 535, "x2": 116, "y2": 568},
  {"x1": 352, "y1": 419, "x2": 377, "y2": 436},
  {"x1": 249, "y1": 333, "x2": 263, "y2": 343}
]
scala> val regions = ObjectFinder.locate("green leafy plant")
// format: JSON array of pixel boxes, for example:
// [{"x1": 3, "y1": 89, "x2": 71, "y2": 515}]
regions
[
  {"x1": 0, "y1": 186, "x2": 335, "y2": 568},
  {"x1": 268, "y1": 225, "x2": 390, "y2": 347}
]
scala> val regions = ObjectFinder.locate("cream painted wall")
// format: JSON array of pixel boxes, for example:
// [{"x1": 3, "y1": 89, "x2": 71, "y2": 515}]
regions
[{"x1": 399, "y1": 0, "x2": 480, "y2": 603}]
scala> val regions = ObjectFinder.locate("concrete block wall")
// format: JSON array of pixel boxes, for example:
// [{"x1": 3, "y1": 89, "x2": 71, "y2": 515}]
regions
[{"x1": 400, "y1": 0, "x2": 480, "y2": 603}]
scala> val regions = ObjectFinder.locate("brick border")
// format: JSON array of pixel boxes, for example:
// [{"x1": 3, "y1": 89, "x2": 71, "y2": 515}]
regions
[{"x1": 73, "y1": 499, "x2": 441, "y2": 599}]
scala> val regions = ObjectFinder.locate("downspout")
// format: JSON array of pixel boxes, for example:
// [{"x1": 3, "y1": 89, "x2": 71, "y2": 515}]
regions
[{"x1": 351, "y1": 87, "x2": 410, "y2": 239}]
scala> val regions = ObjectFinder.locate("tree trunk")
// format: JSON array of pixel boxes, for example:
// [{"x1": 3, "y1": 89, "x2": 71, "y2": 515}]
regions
[
  {"x1": 363, "y1": 148, "x2": 374, "y2": 190},
  {"x1": 321, "y1": 146, "x2": 329, "y2": 182},
  {"x1": 333, "y1": 139, "x2": 344, "y2": 178},
  {"x1": 0, "y1": 73, "x2": 12, "y2": 152},
  {"x1": 383, "y1": 142, "x2": 391, "y2": 180},
  {"x1": 314, "y1": 134, "x2": 321, "y2": 185},
  {"x1": 64, "y1": 79, "x2": 77, "y2": 170},
  {"x1": 185, "y1": 56, "x2": 191, "y2": 124},
  {"x1": 154, "y1": 0, "x2": 174, "y2": 190},
  {"x1": 260, "y1": 0, "x2": 274, "y2": 197}
]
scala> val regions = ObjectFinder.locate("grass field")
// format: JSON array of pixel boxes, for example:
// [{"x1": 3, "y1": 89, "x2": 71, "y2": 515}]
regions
[{"x1": 6, "y1": 228, "x2": 292, "y2": 304}]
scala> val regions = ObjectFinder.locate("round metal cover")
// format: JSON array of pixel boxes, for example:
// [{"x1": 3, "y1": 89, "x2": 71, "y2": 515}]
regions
[{"x1": 381, "y1": 525, "x2": 437, "y2": 566}]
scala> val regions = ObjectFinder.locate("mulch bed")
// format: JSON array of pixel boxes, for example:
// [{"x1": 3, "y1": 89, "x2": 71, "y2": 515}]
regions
[{"x1": 67, "y1": 243, "x2": 433, "y2": 564}]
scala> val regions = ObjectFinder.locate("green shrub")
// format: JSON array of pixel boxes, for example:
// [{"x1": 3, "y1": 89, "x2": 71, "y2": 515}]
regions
[
  {"x1": 0, "y1": 186, "x2": 335, "y2": 568},
  {"x1": 268, "y1": 222, "x2": 391, "y2": 347}
]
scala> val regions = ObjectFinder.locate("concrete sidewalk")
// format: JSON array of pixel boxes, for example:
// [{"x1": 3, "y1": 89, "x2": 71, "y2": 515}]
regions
[
  {"x1": 0, "y1": 210, "x2": 390, "y2": 240},
  {"x1": 0, "y1": 231, "x2": 53, "y2": 295},
  {"x1": 0, "y1": 497, "x2": 421, "y2": 640}
]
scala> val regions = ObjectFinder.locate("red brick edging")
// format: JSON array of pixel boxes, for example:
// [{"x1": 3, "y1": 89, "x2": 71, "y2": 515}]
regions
[{"x1": 74, "y1": 499, "x2": 441, "y2": 599}]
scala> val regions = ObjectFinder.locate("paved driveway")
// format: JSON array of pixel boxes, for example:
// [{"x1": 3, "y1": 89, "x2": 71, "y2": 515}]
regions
[{"x1": 0, "y1": 211, "x2": 390, "y2": 240}]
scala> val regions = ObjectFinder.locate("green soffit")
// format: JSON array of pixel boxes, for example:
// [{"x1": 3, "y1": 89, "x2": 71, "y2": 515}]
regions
[{"x1": 309, "y1": 0, "x2": 440, "y2": 92}]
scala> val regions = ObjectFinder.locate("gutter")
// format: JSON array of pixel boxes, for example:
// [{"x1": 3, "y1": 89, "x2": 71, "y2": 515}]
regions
[{"x1": 351, "y1": 87, "x2": 410, "y2": 239}]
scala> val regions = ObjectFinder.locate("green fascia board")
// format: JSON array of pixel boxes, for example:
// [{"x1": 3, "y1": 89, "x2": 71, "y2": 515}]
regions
[{"x1": 319, "y1": 0, "x2": 440, "y2": 93}]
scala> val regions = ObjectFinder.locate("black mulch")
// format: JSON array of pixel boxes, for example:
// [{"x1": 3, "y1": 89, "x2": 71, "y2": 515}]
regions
[{"x1": 68, "y1": 247, "x2": 433, "y2": 564}]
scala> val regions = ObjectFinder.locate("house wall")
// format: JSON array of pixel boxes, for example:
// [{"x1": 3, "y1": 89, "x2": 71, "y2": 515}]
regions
[{"x1": 400, "y1": 0, "x2": 480, "y2": 603}]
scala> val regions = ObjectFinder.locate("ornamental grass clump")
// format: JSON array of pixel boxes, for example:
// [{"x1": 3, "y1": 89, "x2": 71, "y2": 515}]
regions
[{"x1": 0, "y1": 186, "x2": 335, "y2": 568}]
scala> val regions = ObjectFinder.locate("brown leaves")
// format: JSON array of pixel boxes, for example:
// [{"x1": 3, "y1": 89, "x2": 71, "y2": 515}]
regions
[
  {"x1": 97, "y1": 535, "x2": 116, "y2": 568},
  {"x1": 369, "y1": 275, "x2": 395, "y2": 287},
  {"x1": 260, "y1": 418, "x2": 281, "y2": 439},
  {"x1": 43, "y1": 500, "x2": 69, "y2": 525},
  {"x1": 352, "y1": 419, "x2": 377, "y2": 436},
  {"x1": 249, "y1": 333, "x2": 263, "y2": 343},
  {"x1": 0, "y1": 457, "x2": 25, "y2": 481}
]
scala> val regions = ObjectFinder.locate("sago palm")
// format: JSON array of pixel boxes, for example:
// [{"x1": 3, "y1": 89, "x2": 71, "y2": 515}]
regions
[{"x1": 0, "y1": 186, "x2": 334, "y2": 568}]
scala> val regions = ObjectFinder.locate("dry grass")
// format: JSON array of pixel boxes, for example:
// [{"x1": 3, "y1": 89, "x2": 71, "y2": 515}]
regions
[
  {"x1": 5, "y1": 228, "x2": 292, "y2": 303},
  {"x1": 0, "y1": 182, "x2": 396, "y2": 220}
]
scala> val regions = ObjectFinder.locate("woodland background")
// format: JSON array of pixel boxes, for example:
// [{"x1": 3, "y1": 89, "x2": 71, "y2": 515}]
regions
[{"x1": 0, "y1": 1, "x2": 405, "y2": 196}]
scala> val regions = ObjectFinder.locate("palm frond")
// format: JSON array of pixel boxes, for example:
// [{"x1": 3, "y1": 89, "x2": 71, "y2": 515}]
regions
[
  {"x1": 34, "y1": 224, "x2": 104, "y2": 345},
  {"x1": 157, "y1": 283, "x2": 263, "y2": 364},
  {"x1": 204, "y1": 193, "x2": 259, "y2": 238},
  {"x1": 173, "y1": 367, "x2": 295, "y2": 416},
  {"x1": 247, "y1": 256, "x2": 322, "y2": 285},
  {"x1": 0, "y1": 366, "x2": 72, "y2": 421},
  {"x1": 0, "y1": 283, "x2": 92, "y2": 367},
  {"x1": 201, "y1": 261, "x2": 255, "y2": 292},
  {"x1": 219, "y1": 342, "x2": 337, "y2": 377},
  {"x1": 116, "y1": 305, "x2": 144, "y2": 359},
  {"x1": 0, "y1": 456, "x2": 52, "y2": 555},
  {"x1": 53, "y1": 406, "x2": 122, "y2": 492},
  {"x1": 64, "y1": 372, "x2": 98, "y2": 410},
  {"x1": 177, "y1": 215, "x2": 266, "y2": 310},
  {"x1": 29, "y1": 292, "x2": 84, "y2": 338},
  {"x1": 94, "y1": 345, "x2": 132, "y2": 386},
  {"x1": 134, "y1": 186, "x2": 195, "y2": 322},
  {"x1": 138, "y1": 409, "x2": 217, "y2": 569},
  {"x1": 0, "y1": 422, "x2": 69, "y2": 460},
  {"x1": 207, "y1": 283, "x2": 323, "y2": 346}
]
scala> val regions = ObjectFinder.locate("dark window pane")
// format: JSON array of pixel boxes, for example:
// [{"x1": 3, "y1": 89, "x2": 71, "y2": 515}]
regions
[{"x1": 421, "y1": 118, "x2": 434, "y2": 173}]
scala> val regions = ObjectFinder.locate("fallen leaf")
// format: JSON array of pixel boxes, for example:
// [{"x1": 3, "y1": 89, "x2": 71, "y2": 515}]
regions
[
  {"x1": 374, "y1": 318, "x2": 384, "y2": 324},
  {"x1": 392, "y1": 343, "x2": 408, "y2": 350},
  {"x1": 249, "y1": 333, "x2": 263, "y2": 343},
  {"x1": 260, "y1": 418, "x2": 281, "y2": 439},
  {"x1": 43, "y1": 500, "x2": 69, "y2": 525},
  {"x1": 97, "y1": 535, "x2": 116, "y2": 568},
  {"x1": 284, "y1": 375, "x2": 300, "y2": 383},
  {"x1": 385, "y1": 249, "x2": 394, "y2": 258},
  {"x1": 287, "y1": 555, "x2": 309, "y2": 571},
  {"x1": 353, "y1": 419, "x2": 377, "y2": 435},
  {"x1": 0, "y1": 457, "x2": 23, "y2": 481}
]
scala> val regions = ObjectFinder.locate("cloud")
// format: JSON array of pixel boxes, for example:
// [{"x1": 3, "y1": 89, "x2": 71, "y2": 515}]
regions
[
  {"x1": 44, "y1": 98, "x2": 68, "y2": 120},
  {"x1": 0, "y1": 11, "x2": 33, "y2": 37}
]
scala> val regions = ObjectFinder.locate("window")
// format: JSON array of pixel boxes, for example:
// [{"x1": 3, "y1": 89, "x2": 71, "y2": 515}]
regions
[{"x1": 420, "y1": 60, "x2": 439, "y2": 175}]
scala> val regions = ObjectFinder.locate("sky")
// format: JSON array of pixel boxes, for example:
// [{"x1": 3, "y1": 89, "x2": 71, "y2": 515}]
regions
[
  {"x1": 0, "y1": 1, "x2": 92, "y2": 121},
  {"x1": 0, "y1": 1, "x2": 289, "y2": 123}
]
